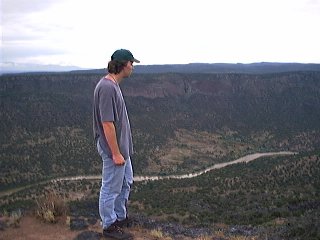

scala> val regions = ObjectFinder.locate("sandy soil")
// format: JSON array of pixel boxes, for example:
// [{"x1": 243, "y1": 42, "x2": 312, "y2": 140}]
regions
[
  {"x1": 0, "y1": 214, "x2": 190, "y2": 240},
  {"x1": 1, "y1": 215, "x2": 80, "y2": 240}
]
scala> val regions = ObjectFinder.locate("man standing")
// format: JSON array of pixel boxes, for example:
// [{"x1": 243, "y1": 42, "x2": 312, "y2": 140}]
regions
[{"x1": 93, "y1": 49, "x2": 139, "y2": 239}]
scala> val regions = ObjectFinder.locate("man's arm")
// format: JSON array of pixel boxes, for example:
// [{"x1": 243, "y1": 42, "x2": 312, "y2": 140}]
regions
[{"x1": 102, "y1": 121, "x2": 125, "y2": 165}]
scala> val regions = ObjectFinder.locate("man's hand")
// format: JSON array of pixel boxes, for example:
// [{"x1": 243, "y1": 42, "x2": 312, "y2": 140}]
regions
[
  {"x1": 103, "y1": 121, "x2": 125, "y2": 166},
  {"x1": 112, "y1": 153, "x2": 125, "y2": 166}
]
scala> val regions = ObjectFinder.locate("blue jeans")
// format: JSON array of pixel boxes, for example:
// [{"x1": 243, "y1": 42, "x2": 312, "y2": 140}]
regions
[{"x1": 97, "y1": 141, "x2": 133, "y2": 229}]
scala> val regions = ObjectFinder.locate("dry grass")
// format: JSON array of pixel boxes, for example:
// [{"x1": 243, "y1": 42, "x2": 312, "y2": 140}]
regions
[
  {"x1": 1, "y1": 209, "x2": 23, "y2": 228},
  {"x1": 150, "y1": 228, "x2": 172, "y2": 239},
  {"x1": 35, "y1": 191, "x2": 67, "y2": 223}
]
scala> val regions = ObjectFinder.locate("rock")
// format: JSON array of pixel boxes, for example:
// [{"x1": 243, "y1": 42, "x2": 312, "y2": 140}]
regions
[
  {"x1": 70, "y1": 218, "x2": 88, "y2": 231},
  {"x1": 73, "y1": 231, "x2": 101, "y2": 240},
  {"x1": 0, "y1": 219, "x2": 7, "y2": 231}
]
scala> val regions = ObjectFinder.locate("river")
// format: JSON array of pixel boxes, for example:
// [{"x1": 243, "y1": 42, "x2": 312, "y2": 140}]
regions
[
  {"x1": 54, "y1": 151, "x2": 296, "y2": 182},
  {"x1": 0, "y1": 151, "x2": 297, "y2": 198}
]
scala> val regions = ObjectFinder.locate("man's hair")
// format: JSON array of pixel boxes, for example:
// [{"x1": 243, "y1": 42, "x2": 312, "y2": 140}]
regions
[{"x1": 107, "y1": 60, "x2": 128, "y2": 74}]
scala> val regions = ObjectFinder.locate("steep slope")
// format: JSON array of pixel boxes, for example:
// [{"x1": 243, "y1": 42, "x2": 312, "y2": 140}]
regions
[{"x1": 1, "y1": 71, "x2": 320, "y2": 190}]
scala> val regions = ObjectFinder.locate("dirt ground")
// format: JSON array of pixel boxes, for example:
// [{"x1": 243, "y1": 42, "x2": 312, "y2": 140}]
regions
[
  {"x1": 0, "y1": 214, "x2": 194, "y2": 240},
  {"x1": 1, "y1": 215, "x2": 80, "y2": 240}
]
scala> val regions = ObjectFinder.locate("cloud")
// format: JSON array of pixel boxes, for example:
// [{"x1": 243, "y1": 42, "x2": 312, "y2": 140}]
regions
[
  {"x1": 2, "y1": 0, "x2": 58, "y2": 15},
  {"x1": 1, "y1": 0, "x2": 320, "y2": 69},
  {"x1": 2, "y1": 0, "x2": 78, "y2": 64}
]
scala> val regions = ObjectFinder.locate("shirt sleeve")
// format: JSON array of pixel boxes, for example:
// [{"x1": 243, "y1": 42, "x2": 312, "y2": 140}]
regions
[{"x1": 99, "y1": 84, "x2": 118, "y2": 123}]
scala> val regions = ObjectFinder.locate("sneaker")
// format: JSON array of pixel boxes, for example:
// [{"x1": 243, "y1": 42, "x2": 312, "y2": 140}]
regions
[
  {"x1": 103, "y1": 224, "x2": 133, "y2": 240},
  {"x1": 114, "y1": 217, "x2": 133, "y2": 228}
]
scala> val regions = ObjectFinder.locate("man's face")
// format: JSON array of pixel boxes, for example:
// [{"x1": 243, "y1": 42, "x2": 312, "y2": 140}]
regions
[{"x1": 123, "y1": 61, "x2": 134, "y2": 78}]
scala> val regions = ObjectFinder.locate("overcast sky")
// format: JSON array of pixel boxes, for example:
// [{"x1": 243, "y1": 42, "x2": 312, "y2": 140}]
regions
[{"x1": 1, "y1": 0, "x2": 320, "y2": 69}]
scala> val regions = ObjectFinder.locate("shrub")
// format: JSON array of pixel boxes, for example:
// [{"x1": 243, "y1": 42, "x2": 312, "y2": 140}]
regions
[
  {"x1": 35, "y1": 191, "x2": 67, "y2": 223},
  {"x1": 0, "y1": 209, "x2": 22, "y2": 228}
]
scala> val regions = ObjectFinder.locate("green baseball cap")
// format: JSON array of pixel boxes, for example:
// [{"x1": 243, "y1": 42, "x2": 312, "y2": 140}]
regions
[{"x1": 111, "y1": 49, "x2": 140, "y2": 63}]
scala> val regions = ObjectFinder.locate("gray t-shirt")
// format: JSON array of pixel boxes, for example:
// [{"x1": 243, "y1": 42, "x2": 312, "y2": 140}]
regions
[{"x1": 93, "y1": 77, "x2": 133, "y2": 159}]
